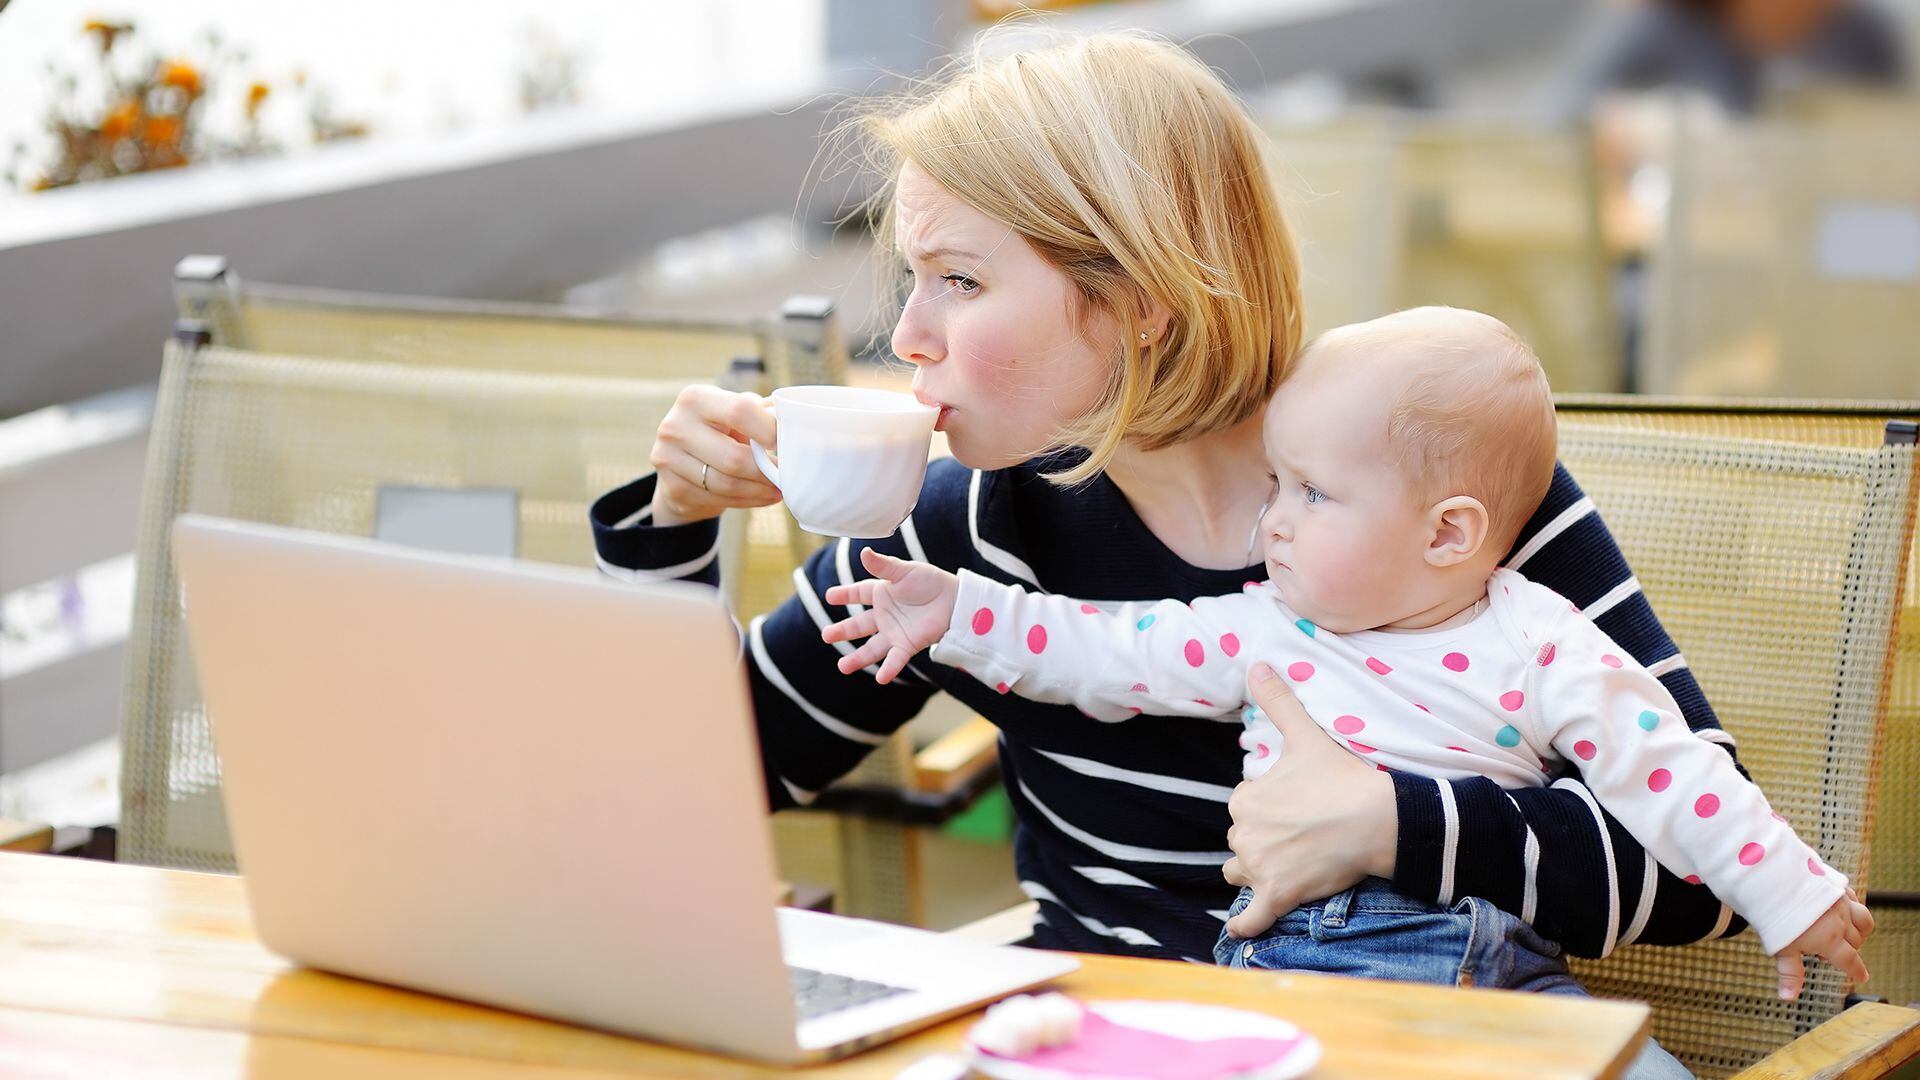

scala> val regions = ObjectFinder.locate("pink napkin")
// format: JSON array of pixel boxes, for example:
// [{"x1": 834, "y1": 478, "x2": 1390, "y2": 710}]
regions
[{"x1": 978, "y1": 1009, "x2": 1308, "y2": 1079}]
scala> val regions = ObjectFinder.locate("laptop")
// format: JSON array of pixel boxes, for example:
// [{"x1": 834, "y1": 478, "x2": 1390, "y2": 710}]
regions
[{"x1": 170, "y1": 514, "x2": 1078, "y2": 1065}]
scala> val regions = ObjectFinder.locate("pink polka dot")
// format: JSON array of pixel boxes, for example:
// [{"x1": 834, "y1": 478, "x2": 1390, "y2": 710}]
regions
[
  {"x1": 1536, "y1": 642, "x2": 1557, "y2": 667},
  {"x1": 1695, "y1": 793, "x2": 1720, "y2": 818},
  {"x1": 1739, "y1": 843, "x2": 1766, "y2": 866},
  {"x1": 1184, "y1": 639, "x2": 1205, "y2": 667},
  {"x1": 1446, "y1": 745, "x2": 1469, "y2": 752},
  {"x1": 1365, "y1": 657, "x2": 1392, "y2": 676},
  {"x1": 1376, "y1": 763, "x2": 1392, "y2": 772},
  {"x1": 1127, "y1": 706, "x2": 1142, "y2": 714},
  {"x1": 1130, "y1": 682, "x2": 1149, "y2": 693},
  {"x1": 1254, "y1": 742, "x2": 1271, "y2": 759},
  {"x1": 994, "y1": 682, "x2": 1010, "y2": 694},
  {"x1": 1347, "y1": 740, "x2": 1377, "y2": 754},
  {"x1": 1600, "y1": 654, "x2": 1623, "y2": 668},
  {"x1": 1333, "y1": 715, "x2": 1366, "y2": 735},
  {"x1": 1771, "y1": 811, "x2": 1788, "y2": 823},
  {"x1": 1499, "y1": 690, "x2": 1525, "y2": 712},
  {"x1": 1194, "y1": 699, "x2": 1213, "y2": 707},
  {"x1": 1079, "y1": 603, "x2": 1099, "y2": 615},
  {"x1": 1683, "y1": 874, "x2": 1702, "y2": 885},
  {"x1": 1286, "y1": 662, "x2": 1314, "y2": 682},
  {"x1": 1219, "y1": 633, "x2": 1241, "y2": 658},
  {"x1": 1648, "y1": 768, "x2": 1672, "y2": 793},
  {"x1": 1027, "y1": 625, "x2": 1048, "y2": 654},
  {"x1": 971, "y1": 608, "x2": 995, "y2": 635},
  {"x1": 1442, "y1": 652, "x2": 1470, "y2": 672},
  {"x1": 1415, "y1": 703, "x2": 1431, "y2": 713},
  {"x1": 1808, "y1": 858, "x2": 1826, "y2": 876},
  {"x1": 1573, "y1": 740, "x2": 1596, "y2": 761},
  {"x1": 1243, "y1": 580, "x2": 1262, "y2": 592}
]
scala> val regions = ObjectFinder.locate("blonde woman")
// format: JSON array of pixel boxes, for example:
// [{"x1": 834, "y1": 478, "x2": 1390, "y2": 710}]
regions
[{"x1": 594, "y1": 32, "x2": 1704, "y2": 1077}]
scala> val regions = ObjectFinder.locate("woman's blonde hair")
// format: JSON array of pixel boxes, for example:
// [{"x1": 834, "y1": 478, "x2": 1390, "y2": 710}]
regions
[{"x1": 852, "y1": 29, "x2": 1304, "y2": 484}]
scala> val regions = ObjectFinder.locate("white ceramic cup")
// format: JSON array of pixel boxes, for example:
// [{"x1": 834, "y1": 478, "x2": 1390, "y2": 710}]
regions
[{"x1": 750, "y1": 385, "x2": 938, "y2": 539}]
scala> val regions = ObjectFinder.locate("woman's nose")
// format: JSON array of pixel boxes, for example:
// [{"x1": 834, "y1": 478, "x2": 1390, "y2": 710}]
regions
[{"x1": 890, "y1": 286, "x2": 945, "y2": 367}]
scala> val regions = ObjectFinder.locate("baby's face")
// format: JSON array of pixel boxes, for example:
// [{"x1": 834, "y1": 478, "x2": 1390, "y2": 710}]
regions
[{"x1": 1256, "y1": 366, "x2": 1437, "y2": 633}]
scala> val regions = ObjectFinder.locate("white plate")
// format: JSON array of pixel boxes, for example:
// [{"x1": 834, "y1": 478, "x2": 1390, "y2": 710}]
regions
[{"x1": 966, "y1": 999, "x2": 1322, "y2": 1080}]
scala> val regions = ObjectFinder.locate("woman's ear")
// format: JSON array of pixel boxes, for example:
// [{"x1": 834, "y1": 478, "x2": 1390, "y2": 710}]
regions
[{"x1": 1425, "y1": 495, "x2": 1490, "y2": 568}]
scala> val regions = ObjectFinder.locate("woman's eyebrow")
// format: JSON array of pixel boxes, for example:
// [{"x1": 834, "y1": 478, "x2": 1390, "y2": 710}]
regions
[{"x1": 906, "y1": 245, "x2": 986, "y2": 263}]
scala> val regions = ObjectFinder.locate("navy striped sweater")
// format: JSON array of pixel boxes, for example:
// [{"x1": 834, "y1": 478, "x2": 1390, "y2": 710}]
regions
[{"x1": 591, "y1": 455, "x2": 1748, "y2": 961}]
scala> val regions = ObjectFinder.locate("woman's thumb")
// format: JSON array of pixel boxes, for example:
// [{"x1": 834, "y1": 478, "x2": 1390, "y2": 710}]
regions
[{"x1": 1248, "y1": 663, "x2": 1313, "y2": 733}]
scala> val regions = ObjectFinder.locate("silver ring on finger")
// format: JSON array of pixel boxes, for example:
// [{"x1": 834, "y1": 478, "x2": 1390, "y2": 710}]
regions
[{"x1": 700, "y1": 461, "x2": 712, "y2": 492}]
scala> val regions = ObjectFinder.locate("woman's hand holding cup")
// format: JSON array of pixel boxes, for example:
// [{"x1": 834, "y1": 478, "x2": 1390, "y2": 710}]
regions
[{"x1": 650, "y1": 385, "x2": 784, "y2": 527}]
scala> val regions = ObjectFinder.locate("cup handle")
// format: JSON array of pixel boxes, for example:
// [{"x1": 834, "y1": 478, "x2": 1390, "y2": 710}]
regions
[{"x1": 750, "y1": 439, "x2": 780, "y2": 489}]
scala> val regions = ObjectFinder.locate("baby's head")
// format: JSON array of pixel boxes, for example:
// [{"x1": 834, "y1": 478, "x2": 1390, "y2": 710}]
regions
[{"x1": 1256, "y1": 307, "x2": 1556, "y2": 633}]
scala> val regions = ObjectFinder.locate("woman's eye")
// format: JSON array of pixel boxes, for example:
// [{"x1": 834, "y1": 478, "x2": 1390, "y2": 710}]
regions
[
  {"x1": 941, "y1": 274, "x2": 980, "y2": 295},
  {"x1": 1303, "y1": 484, "x2": 1326, "y2": 505}
]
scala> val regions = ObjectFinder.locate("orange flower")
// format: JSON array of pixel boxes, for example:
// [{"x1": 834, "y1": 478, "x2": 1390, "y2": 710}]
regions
[
  {"x1": 159, "y1": 60, "x2": 201, "y2": 96},
  {"x1": 101, "y1": 99, "x2": 141, "y2": 140},
  {"x1": 245, "y1": 81, "x2": 271, "y2": 119},
  {"x1": 82, "y1": 20, "x2": 132, "y2": 54},
  {"x1": 142, "y1": 115, "x2": 182, "y2": 147}
]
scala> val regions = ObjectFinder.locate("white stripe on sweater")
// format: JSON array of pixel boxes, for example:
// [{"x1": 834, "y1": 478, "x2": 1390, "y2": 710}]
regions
[
  {"x1": 1708, "y1": 902, "x2": 1735, "y2": 940},
  {"x1": 1073, "y1": 865, "x2": 1156, "y2": 889},
  {"x1": 1022, "y1": 880, "x2": 1162, "y2": 947},
  {"x1": 1553, "y1": 777, "x2": 1622, "y2": 957},
  {"x1": 748, "y1": 615, "x2": 889, "y2": 746},
  {"x1": 969, "y1": 469, "x2": 1039, "y2": 585},
  {"x1": 1504, "y1": 497, "x2": 1595, "y2": 572},
  {"x1": 1033, "y1": 748, "x2": 1236, "y2": 803},
  {"x1": 1581, "y1": 576, "x2": 1643, "y2": 621},
  {"x1": 1017, "y1": 779, "x2": 1233, "y2": 865},
  {"x1": 899, "y1": 513, "x2": 930, "y2": 564},
  {"x1": 596, "y1": 540, "x2": 717, "y2": 583},
  {"x1": 1646, "y1": 653, "x2": 1688, "y2": 678},
  {"x1": 612, "y1": 501, "x2": 655, "y2": 529},
  {"x1": 780, "y1": 777, "x2": 818, "y2": 806},
  {"x1": 1620, "y1": 849, "x2": 1658, "y2": 947},
  {"x1": 1436, "y1": 780, "x2": 1461, "y2": 907},
  {"x1": 1502, "y1": 791, "x2": 1541, "y2": 926}
]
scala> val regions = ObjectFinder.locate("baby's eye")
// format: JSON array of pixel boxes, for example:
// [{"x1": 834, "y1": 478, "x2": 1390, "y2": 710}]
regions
[
  {"x1": 941, "y1": 273, "x2": 980, "y2": 295},
  {"x1": 1303, "y1": 483, "x2": 1326, "y2": 505}
]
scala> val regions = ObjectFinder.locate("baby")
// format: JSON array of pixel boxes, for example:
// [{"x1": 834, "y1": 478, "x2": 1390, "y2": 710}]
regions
[{"x1": 822, "y1": 306, "x2": 1870, "y2": 999}]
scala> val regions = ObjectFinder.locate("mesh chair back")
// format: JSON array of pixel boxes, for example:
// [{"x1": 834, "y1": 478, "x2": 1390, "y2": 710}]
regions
[
  {"x1": 1643, "y1": 110, "x2": 1920, "y2": 399},
  {"x1": 1264, "y1": 114, "x2": 1621, "y2": 391},
  {"x1": 119, "y1": 341, "x2": 698, "y2": 871},
  {"x1": 1551, "y1": 401, "x2": 1919, "y2": 1077}
]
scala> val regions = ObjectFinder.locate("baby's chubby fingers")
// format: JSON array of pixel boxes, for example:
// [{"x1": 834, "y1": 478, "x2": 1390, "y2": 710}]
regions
[
  {"x1": 837, "y1": 637, "x2": 893, "y2": 677},
  {"x1": 821, "y1": 611, "x2": 878, "y2": 644},
  {"x1": 1776, "y1": 952, "x2": 1806, "y2": 1001},
  {"x1": 824, "y1": 581, "x2": 876, "y2": 608}
]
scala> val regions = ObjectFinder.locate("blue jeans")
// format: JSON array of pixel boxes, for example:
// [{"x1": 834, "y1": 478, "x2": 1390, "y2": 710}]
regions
[{"x1": 1214, "y1": 879, "x2": 1694, "y2": 1079}]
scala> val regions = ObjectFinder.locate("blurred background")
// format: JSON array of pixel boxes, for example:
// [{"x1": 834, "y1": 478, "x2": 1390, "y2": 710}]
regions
[{"x1": 1, "y1": 0, "x2": 1917, "y2": 990}]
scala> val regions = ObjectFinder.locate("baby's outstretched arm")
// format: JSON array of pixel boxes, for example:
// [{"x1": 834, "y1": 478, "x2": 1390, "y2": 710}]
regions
[
  {"x1": 821, "y1": 548, "x2": 960, "y2": 684},
  {"x1": 1776, "y1": 891, "x2": 1873, "y2": 1000}
]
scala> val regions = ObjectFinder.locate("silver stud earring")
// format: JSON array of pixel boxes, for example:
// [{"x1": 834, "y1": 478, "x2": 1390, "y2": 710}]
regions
[{"x1": 1139, "y1": 330, "x2": 1151, "y2": 342}]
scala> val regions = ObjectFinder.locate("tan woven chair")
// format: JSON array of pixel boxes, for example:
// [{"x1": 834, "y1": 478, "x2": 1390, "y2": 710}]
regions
[
  {"x1": 1264, "y1": 113, "x2": 1623, "y2": 392},
  {"x1": 1549, "y1": 399, "x2": 1920, "y2": 1077},
  {"x1": 134, "y1": 263, "x2": 1001, "y2": 927},
  {"x1": 1641, "y1": 110, "x2": 1920, "y2": 400}
]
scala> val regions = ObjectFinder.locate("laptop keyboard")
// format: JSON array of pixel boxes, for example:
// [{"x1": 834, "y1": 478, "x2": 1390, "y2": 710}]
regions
[{"x1": 788, "y1": 965, "x2": 913, "y2": 1020}]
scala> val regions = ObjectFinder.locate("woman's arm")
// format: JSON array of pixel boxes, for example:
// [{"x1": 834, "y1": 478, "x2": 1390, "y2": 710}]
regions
[{"x1": 591, "y1": 470, "x2": 943, "y2": 809}]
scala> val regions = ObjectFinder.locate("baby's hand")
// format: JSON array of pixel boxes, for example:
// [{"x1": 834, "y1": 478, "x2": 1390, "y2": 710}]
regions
[
  {"x1": 821, "y1": 548, "x2": 960, "y2": 684},
  {"x1": 1775, "y1": 890, "x2": 1873, "y2": 1001}
]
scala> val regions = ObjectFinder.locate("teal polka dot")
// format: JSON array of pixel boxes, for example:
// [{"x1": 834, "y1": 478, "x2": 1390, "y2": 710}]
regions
[
  {"x1": 1136, "y1": 614, "x2": 1156, "y2": 631},
  {"x1": 1495, "y1": 725, "x2": 1522, "y2": 748},
  {"x1": 1638, "y1": 710, "x2": 1659, "y2": 731},
  {"x1": 1295, "y1": 618, "x2": 1317, "y2": 638}
]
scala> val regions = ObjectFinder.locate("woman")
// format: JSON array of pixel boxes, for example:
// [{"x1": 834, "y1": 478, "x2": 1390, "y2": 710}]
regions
[{"x1": 595, "y1": 31, "x2": 1714, "y2": 1077}]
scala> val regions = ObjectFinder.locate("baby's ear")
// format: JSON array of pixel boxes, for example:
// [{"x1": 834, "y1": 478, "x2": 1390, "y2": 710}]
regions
[{"x1": 1426, "y1": 496, "x2": 1490, "y2": 568}]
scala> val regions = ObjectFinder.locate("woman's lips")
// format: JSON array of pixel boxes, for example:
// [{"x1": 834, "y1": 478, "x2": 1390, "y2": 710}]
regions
[
  {"x1": 914, "y1": 389, "x2": 954, "y2": 431},
  {"x1": 935, "y1": 405, "x2": 955, "y2": 431}
]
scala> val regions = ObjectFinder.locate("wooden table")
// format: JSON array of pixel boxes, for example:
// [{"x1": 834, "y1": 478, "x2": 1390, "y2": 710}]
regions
[{"x1": 0, "y1": 853, "x2": 1651, "y2": 1078}]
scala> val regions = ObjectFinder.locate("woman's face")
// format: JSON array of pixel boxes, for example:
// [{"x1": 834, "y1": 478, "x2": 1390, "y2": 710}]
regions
[{"x1": 889, "y1": 163, "x2": 1118, "y2": 471}]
